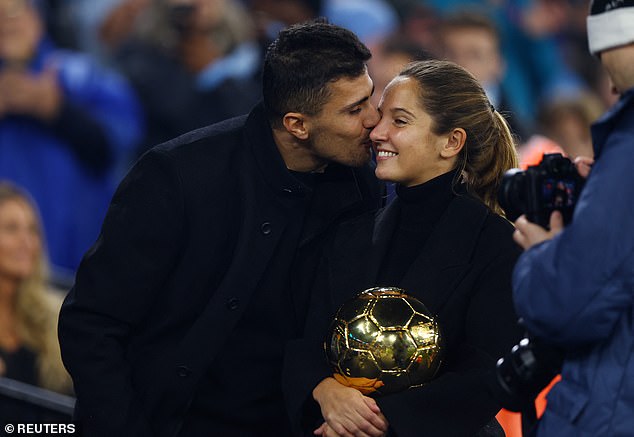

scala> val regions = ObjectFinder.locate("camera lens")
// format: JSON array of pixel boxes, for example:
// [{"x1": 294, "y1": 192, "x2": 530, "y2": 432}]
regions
[
  {"x1": 492, "y1": 330, "x2": 565, "y2": 413},
  {"x1": 498, "y1": 168, "x2": 526, "y2": 221}
]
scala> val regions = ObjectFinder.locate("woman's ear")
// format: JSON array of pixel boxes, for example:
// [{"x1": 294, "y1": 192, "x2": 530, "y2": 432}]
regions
[
  {"x1": 440, "y1": 128, "x2": 466, "y2": 158},
  {"x1": 282, "y1": 113, "x2": 309, "y2": 140}
]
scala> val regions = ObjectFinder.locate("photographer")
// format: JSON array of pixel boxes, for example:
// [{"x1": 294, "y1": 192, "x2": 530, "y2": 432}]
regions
[{"x1": 511, "y1": 1, "x2": 634, "y2": 436}]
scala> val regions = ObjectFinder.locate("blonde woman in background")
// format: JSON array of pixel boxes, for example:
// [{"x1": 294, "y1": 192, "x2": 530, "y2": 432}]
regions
[{"x1": 0, "y1": 181, "x2": 71, "y2": 395}]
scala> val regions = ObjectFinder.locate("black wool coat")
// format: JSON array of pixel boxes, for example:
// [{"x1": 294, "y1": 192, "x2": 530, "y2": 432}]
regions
[
  {"x1": 284, "y1": 193, "x2": 524, "y2": 436},
  {"x1": 58, "y1": 102, "x2": 382, "y2": 437}
]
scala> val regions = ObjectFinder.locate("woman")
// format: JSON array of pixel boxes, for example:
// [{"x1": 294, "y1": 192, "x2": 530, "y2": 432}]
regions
[
  {"x1": 0, "y1": 181, "x2": 71, "y2": 395},
  {"x1": 284, "y1": 60, "x2": 523, "y2": 436}
]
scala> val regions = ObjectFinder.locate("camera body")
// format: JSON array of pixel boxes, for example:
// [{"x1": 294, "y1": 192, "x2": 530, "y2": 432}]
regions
[
  {"x1": 498, "y1": 153, "x2": 584, "y2": 228},
  {"x1": 492, "y1": 331, "x2": 564, "y2": 413}
]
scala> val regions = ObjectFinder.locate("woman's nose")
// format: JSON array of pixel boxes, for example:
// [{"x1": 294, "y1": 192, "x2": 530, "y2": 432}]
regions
[{"x1": 370, "y1": 120, "x2": 386, "y2": 142}]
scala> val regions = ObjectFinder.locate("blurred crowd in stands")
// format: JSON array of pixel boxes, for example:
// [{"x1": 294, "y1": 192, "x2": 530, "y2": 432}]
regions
[{"x1": 0, "y1": 0, "x2": 614, "y2": 396}]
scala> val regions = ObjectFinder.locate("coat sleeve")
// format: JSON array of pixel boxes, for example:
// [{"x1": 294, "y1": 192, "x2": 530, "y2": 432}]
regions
[
  {"x1": 58, "y1": 148, "x2": 184, "y2": 437},
  {"x1": 377, "y1": 235, "x2": 523, "y2": 436},
  {"x1": 512, "y1": 129, "x2": 634, "y2": 346}
]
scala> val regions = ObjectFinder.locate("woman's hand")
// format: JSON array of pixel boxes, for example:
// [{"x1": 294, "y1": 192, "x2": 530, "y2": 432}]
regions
[
  {"x1": 332, "y1": 373, "x2": 384, "y2": 395},
  {"x1": 312, "y1": 377, "x2": 389, "y2": 437},
  {"x1": 314, "y1": 411, "x2": 388, "y2": 437}
]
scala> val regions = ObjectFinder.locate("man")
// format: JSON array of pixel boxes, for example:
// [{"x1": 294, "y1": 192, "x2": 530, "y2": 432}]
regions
[
  {"x1": 58, "y1": 19, "x2": 382, "y2": 437},
  {"x1": 511, "y1": 1, "x2": 634, "y2": 436},
  {"x1": 0, "y1": 0, "x2": 142, "y2": 278},
  {"x1": 437, "y1": 11, "x2": 527, "y2": 140}
]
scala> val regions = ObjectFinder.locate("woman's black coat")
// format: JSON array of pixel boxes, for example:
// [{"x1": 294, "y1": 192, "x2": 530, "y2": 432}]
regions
[{"x1": 284, "y1": 192, "x2": 524, "y2": 436}]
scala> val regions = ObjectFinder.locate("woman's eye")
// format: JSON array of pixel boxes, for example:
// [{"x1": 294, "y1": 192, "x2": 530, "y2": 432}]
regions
[{"x1": 394, "y1": 118, "x2": 407, "y2": 126}]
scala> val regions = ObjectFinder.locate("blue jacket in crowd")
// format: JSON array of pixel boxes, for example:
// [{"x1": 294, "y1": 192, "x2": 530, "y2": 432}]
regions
[
  {"x1": 512, "y1": 88, "x2": 634, "y2": 436},
  {"x1": 0, "y1": 39, "x2": 143, "y2": 277}
]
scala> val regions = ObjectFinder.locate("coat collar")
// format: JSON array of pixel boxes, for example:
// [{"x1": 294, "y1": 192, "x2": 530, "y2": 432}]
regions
[
  {"x1": 591, "y1": 87, "x2": 634, "y2": 159},
  {"x1": 328, "y1": 193, "x2": 490, "y2": 312},
  {"x1": 245, "y1": 101, "x2": 308, "y2": 196},
  {"x1": 397, "y1": 194, "x2": 489, "y2": 310},
  {"x1": 369, "y1": 193, "x2": 487, "y2": 271},
  {"x1": 300, "y1": 164, "x2": 374, "y2": 245},
  {"x1": 244, "y1": 101, "x2": 380, "y2": 244}
]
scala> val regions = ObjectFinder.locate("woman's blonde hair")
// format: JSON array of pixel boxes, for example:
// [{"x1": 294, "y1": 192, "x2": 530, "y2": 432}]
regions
[
  {"x1": 0, "y1": 182, "x2": 72, "y2": 394},
  {"x1": 399, "y1": 60, "x2": 519, "y2": 216}
]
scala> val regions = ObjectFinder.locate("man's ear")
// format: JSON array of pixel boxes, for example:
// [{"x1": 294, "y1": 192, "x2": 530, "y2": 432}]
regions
[
  {"x1": 282, "y1": 113, "x2": 309, "y2": 140},
  {"x1": 440, "y1": 127, "x2": 466, "y2": 158}
]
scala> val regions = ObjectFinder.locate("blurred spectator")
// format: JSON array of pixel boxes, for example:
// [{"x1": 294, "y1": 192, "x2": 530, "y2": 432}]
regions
[
  {"x1": 323, "y1": 0, "x2": 399, "y2": 48},
  {"x1": 516, "y1": 134, "x2": 565, "y2": 170},
  {"x1": 438, "y1": 10, "x2": 529, "y2": 140},
  {"x1": 397, "y1": 3, "x2": 442, "y2": 53},
  {"x1": 419, "y1": 0, "x2": 586, "y2": 134},
  {"x1": 519, "y1": 82, "x2": 605, "y2": 172},
  {"x1": 0, "y1": 0, "x2": 143, "y2": 278},
  {"x1": 96, "y1": 0, "x2": 150, "y2": 58},
  {"x1": 536, "y1": 91, "x2": 604, "y2": 160},
  {"x1": 27, "y1": 0, "x2": 74, "y2": 48},
  {"x1": 248, "y1": 0, "x2": 320, "y2": 44},
  {"x1": 0, "y1": 181, "x2": 71, "y2": 395},
  {"x1": 114, "y1": 0, "x2": 262, "y2": 156},
  {"x1": 368, "y1": 34, "x2": 432, "y2": 109},
  {"x1": 36, "y1": 0, "x2": 142, "y2": 62},
  {"x1": 542, "y1": 1, "x2": 598, "y2": 85}
]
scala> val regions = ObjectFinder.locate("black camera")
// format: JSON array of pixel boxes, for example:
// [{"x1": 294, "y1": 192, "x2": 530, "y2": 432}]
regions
[
  {"x1": 498, "y1": 153, "x2": 584, "y2": 228},
  {"x1": 492, "y1": 329, "x2": 564, "y2": 413}
]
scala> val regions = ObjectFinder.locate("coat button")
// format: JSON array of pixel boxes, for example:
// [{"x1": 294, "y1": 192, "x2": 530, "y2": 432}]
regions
[
  {"x1": 177, "y1": 365, "x2": 191, "y2": 378},
  {"x1": 260, "y1": 222, "x2": 272, "y2": 235},
  {"x1": 226, "y1": 298, "x2": 240, "y2": 311}
]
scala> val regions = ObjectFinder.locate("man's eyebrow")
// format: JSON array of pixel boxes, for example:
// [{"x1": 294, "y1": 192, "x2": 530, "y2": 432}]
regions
[{"x1": 342, "y1": 85, "x2": 375, "y2": 112}]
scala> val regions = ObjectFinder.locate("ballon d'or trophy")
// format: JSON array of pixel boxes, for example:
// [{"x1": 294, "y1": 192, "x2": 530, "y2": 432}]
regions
[{"x1": 325, "y1": 287, "x2": 443, "y2": 395}]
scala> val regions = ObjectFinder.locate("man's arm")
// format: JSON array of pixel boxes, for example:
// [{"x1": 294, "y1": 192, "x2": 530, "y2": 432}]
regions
[
  {"x1": 58, "y1": 148, "x2": 184, "y2": 436},
  {"x1": 513, "y1": 141, "x2": 634, "y2": 346}
]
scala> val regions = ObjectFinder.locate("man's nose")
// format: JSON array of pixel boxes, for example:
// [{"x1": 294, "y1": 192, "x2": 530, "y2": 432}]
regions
[{"x1": 364, "y1": 106, "x2": 380, "y2": 129}]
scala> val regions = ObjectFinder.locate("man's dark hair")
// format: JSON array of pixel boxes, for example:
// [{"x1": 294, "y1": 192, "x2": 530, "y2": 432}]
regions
[{"x1": 262, "y1": 18, "x2": 371, "y2": 120}]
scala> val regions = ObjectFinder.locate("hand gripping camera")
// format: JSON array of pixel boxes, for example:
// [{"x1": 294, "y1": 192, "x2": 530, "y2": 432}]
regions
[{"x1": 498, "y1": 153, "x2": 585, "y2": 228}]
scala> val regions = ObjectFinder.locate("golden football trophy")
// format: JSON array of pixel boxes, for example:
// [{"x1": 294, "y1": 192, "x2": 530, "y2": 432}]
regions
[{"x1": 325, "y1": 287, "x2": 443, "y2": 395}]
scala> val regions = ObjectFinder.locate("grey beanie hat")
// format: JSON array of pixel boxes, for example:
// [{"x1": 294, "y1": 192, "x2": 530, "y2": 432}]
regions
[{"x1": 587, "y1": 0, "x2": 634, "y2": 55}]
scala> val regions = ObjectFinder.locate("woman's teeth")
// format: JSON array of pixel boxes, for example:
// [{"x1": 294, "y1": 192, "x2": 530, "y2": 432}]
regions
[{"x1": 377, "y1": 150, "x2": 398, "y2": 158}]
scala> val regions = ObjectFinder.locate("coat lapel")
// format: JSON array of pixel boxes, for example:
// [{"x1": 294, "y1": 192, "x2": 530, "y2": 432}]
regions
[
  {"x1": 300, "y1": 164, "x2": 376, "y2": 246},
  {"x1": 326, "y1": 199, "x2": 399, "y2": 305},
  {"x1": 367, "y1": 197, "x2": 401, "y2": 283},
  {"x1": 326, "y1": 194, "x2": 490, "y2": 315},
  {"x1": 399, "y1": 195, "x2": 489, "y2": 313}
]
